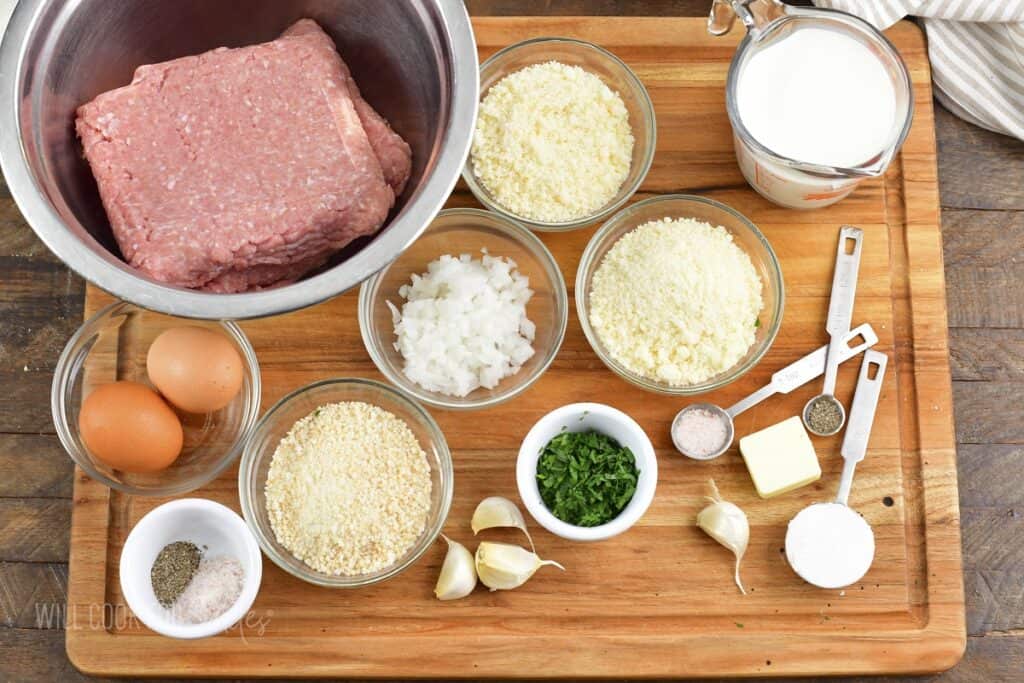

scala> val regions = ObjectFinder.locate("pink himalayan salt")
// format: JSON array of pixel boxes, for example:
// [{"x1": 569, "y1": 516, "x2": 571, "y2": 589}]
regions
[{"x1": 673, "y1": 408, "x2": 729, "y2": 458}]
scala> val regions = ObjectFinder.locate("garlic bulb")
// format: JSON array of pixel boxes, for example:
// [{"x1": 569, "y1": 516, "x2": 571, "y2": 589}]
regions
[
  {"x1": 475, "y1": 541, "x2": 564, "y2": 591},
  {"x1": 434, "y1": 535, "x2": 477, "y2": 601},
  {"x1": 696, "y1": 479, "x2": 749, "y2": 595},
  {"x1": 471, "y1": 496, "x2": 535, "y2": 551}
]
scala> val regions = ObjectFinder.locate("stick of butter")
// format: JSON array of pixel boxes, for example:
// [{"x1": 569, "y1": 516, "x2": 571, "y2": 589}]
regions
[{"x1": 739, "y1": 416, "x2": 822, "y2": 498}]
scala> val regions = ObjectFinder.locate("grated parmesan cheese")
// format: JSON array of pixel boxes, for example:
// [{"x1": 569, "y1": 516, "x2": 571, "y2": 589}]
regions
[
  {"x1": 589, "y1": 217, "x2": 763, "y2": 386},
  {"x1": 264, "y1": 402, "x2": 432, "y2": 576},
  {"x1": 471, "y1": 61, "x2": 634, "y2": 222}
]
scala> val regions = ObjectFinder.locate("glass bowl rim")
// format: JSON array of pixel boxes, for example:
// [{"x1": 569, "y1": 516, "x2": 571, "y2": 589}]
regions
[
  {"x1": 461, "y1": 36, "x2": 657, "y2": 232},
  {"x1": 575, "y1": 193, "x2": 786, "y2": 396},
  {"x1": 50, "y1": 300, "x2": 262, "y2": 496},
  {"x1": 358, "y1": 207, "x2": 569, "y2": 411},
  {"x1": 237, "y1": 377, "x2": 454, "y2": 588}
]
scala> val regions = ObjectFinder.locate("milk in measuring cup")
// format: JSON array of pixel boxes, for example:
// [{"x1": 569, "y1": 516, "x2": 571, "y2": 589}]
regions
[
  {"x1": 737, "y1": 27, "x2": 897, "y2": 169},
  {"x1": 715, "y1": 1, "x2": 912, "y2": 210}
]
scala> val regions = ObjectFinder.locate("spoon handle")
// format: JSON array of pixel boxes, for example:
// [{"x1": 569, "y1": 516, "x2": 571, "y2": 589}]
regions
[
  {"x1": 725, "y1": 323, "x2": 877, "y2": 418},
  {"x1": 836, "y1": 350, "x2": 888, "y2": 505},
  {"x1": 823, "y1": 226, "x2": 864, "y2": 395}
]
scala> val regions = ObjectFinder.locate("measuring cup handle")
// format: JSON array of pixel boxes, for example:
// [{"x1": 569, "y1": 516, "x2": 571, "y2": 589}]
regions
[
  {"x1": 836, "y1": 350, "x2": 888, "y2": 504},
  {"x1": 725, "y1": 383, "x2": 777, "y2": 418},
  {"x1": 826, "y1": 226, "x2": 864, "y2": 336},
  {"x1": 707, "y1": 0, "x2": 788, "y2": 36}
]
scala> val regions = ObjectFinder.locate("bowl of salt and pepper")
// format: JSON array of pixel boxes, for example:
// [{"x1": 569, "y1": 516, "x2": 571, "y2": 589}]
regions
[
  {"x1": 670, "y1": 226, "x2": 887, "y2": 588},
  {"x1": 119, "y1": 499, "x2": 263, "y2": 639}
]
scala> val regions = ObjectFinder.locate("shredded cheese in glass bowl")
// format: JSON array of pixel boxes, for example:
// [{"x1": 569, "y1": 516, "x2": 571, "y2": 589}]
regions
[
  {"x1": 577, "y1": 194, "x2": 784, "y2": 395},
  {"x1": 463, "y1": 38, "x2": 656, "y2": 232}
]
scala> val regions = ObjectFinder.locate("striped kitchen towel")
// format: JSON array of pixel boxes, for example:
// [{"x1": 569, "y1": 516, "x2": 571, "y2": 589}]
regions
[{"x1": 814, "y1": 0, "x2": 1024, "y2": 140}]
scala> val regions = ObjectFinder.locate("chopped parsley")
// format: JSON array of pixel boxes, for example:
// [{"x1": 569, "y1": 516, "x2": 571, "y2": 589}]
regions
[{"x1": 535, "y1": 430, "x2": 639, "y2": 527}]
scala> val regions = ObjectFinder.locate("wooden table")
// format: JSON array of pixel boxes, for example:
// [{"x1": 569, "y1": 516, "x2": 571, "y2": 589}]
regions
[{"x1": 0, "y1": 1, "x2": 1021, "y2": 680}]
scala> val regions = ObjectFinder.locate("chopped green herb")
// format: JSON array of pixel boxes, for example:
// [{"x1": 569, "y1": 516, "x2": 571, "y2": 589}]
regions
[
  {"x1": 735, "y1": 621, "x2": 745, "y2": 628},
  {"x1": 754, "y1": 317, "x2": 761, "y2": 328},
  {"x1": 535, "y1": 429, "x2": 639, "y2": 527},
  {"x1": 313, "y1": 408, "x2": 322, "y2": 417}
]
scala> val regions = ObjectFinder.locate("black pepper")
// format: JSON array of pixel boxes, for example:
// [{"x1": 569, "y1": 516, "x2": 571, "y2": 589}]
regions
[
  {"x1": 151, "y1": 541, "x2": 201, "y2": 608},
  {"x1": 806, "y1": 396, "x2": 843, "y2": 434}
]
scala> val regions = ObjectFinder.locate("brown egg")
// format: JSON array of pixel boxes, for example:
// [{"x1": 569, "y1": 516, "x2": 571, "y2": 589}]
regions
[
  {"x1": 147, "y1": 326, "x2": 245, "y2": 413},
  {"x1": 78, "y1": 381, "x2": 183, "y2": 473}
]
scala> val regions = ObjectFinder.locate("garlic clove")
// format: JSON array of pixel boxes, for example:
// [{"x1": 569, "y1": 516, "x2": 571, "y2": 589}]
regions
[
  {"x1": 475, "y1": 541, "x2": 564, "y2": 591},
  {"x1": 696, "y1": 479, "x2": 750, "y2": 595},
  {"x1": 434, "y1": 534, "x2": 477, "y2": 601},
  {"x1": 697, "y1": 501, "x2": 749, "y2": 556},
  {"x1": 471, "y1": 496, "x2": 535, "y2": 551}
]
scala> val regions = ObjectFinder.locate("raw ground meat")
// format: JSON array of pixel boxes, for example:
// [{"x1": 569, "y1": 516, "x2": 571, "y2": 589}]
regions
[
  {"x1": 75, "y1": 19, "x2": 411, "y2": 292},
  {"x1": 281, "y1": 20, "x2": 412, "y2": 195}
]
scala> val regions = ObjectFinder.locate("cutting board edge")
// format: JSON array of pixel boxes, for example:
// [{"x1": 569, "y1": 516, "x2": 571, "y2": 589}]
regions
[{"x1": 64, "y1": 15, "x2": 965, "y2": 678}]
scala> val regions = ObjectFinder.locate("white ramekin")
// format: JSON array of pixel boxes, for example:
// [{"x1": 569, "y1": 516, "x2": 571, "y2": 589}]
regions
[
  {"x1": 516, "y1": 402, "x2": 658, "y2": 542},
  {"x1": 119, "y1": 498, "x2": 263, "y2": 639}
]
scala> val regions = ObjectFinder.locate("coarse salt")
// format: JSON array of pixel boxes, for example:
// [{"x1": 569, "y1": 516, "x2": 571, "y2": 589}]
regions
[
  {"x1": 673, "y1": 408, "x2": 729, "y2": 459},
  {"x1": 170, "y1": 555, "x2": 244, "y2": 624}
]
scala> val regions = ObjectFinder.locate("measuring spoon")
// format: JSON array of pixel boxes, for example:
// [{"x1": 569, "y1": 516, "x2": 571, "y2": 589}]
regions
[
  {"x1": 785, "y1": 349, "x2": 887, "y2": 589},
  {"x1": 671, "y1": 322, "x2": 878, "y2": 460},
  {"x1": 803, "y1": 226, "x2": 864, "y2": 437}
]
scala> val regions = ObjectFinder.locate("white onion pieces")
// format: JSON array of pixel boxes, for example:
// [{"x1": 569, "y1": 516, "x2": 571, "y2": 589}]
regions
[{"x1": 388, "y1": 251, "x2": 536, "y2": 397}]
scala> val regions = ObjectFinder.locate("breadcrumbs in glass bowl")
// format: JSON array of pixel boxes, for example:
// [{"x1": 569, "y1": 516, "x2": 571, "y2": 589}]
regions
[{"x1": 238, "y1": 378, "x2": 453, "y2": 588}]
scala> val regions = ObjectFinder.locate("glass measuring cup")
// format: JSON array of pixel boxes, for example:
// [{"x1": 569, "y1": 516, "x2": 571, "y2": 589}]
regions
[
  {"x1": 709, "y1": 0, "x2": 914, "y2": 209},
  {"x1": 785, "y1": 349, "x2": 887, "y2": 589},
  {"x1": 671, "y1": 322, "x2": 878, "y2": 460}
]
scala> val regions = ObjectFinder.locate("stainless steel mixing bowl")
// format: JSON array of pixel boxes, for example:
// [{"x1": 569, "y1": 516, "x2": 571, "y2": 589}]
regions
[{"x1": 0, "y1": 0, "x2": 477, "y2": 319}]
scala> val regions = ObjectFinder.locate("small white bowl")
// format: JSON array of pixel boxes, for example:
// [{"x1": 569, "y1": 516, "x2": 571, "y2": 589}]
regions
[
  {"x1": 516, "y1": 402, "x2": 657, "y2": 541},
  {"x1": 119, "y1": 498, "x2": 263, "y2": 639}
]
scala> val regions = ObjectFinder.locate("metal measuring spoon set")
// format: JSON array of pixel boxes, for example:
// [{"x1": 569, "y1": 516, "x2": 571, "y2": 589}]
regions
[
  {"x1": 785, "y1": 349, "x2": 888, "y2": 588},
  {"x1": 803, "y1": 226, "x2": 864, "y2": 436},
  {"x1": 673, "y1": 225, "x2": 876, "y2": 460},
  {"x1": 672, "y1": 322, "x2": 879, "y2": 460},
  {"x1": 671, "y1": 225, "x2": 890, "y2": 588}
]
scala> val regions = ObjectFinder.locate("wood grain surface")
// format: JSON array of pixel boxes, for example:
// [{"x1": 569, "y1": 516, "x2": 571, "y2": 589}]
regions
[
  {"x1": 56, "y1": 14, "x2": 962, "y2": 679},
  {"x1": 0, "y1": 1, "x2": 1021, "y2": 681}
]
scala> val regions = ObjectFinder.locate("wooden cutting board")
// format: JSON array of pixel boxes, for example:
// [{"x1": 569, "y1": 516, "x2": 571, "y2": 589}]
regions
[{"x1": 65, "y1": 16, "x2": 964, "y2": 678}]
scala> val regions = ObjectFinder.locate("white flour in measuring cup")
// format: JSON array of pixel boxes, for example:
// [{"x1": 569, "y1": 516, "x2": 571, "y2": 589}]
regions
[{"x1": 737, "y1": 27, "x2": 897, "y2": 169}]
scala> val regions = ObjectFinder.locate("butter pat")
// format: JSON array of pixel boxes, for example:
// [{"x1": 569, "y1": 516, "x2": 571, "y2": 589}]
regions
[{"x1": 739, "y1": 416, "x2": 821, "y2": 498}]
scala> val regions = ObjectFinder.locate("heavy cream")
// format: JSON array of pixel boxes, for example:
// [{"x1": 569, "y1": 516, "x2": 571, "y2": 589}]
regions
[{"x1": 736, "y1": 26, "x2": 897, "y2": 168}]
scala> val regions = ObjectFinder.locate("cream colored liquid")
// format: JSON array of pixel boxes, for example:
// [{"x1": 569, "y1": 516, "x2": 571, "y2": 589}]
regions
[{"x1": 736, "y1": 26, "x2": 897, "y2": 168}]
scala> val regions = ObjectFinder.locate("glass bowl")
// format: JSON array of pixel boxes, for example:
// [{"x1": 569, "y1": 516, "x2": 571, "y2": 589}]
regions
[
  {"x1": 238, "y1": 378, "x2": 453, "y2": 588},
  {"x1": 51, "y1": 301, "x2": 261, "y2": 496},
  {"x1": 359, "y1": 208, "x2": 569, "y2": 410},
  {"x1": 463, "y1": 37, "x2": 656, "y2": 232},
  {"x1": 576, "y1": 195, "x2": 785, "y2": 395}
]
